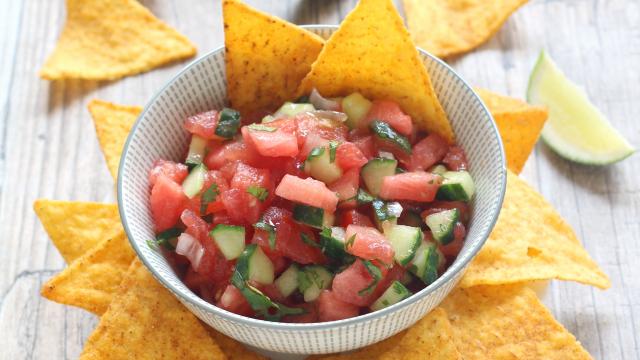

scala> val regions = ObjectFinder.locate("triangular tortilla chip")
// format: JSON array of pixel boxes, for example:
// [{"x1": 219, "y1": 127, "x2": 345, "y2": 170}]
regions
[
  {"x1": 34, "y1": 200, "x2": 122, "y2": 263},
  {"x1": 441, "y1": 285, "x2": 593, "y2": 359},
  {"x1": 460, "y1": 170, "x2": 610, "y2": 289},
  {"x1": 41, "y1": 232, "x2": 134, "y2": 315},
  {"x1": 80, "y1": 259, "x2": 226, "y2": 360},
  {"x1": 88, "y1": 100, "x2": 141, "y2": 181},
  {"x1": 223, "y1": 0, "x2": 324, "y2": 115},
  {"x1": 40, "y1": 0, "x2": 196, "y2": 80},
  {"x1": 297, "y1": 0, "x2": 454, "y2": 143},
  {"x1": 476, "y1": 88, "x2": 548, "y2": 173},
  {"x1": 403, "y1": 0, "x2": 529, "y2": 58},
  {"x1": 313, "y1": 308, "x2": 461, "y2": 360},
  {"x1": 205, "y1": 327, "x2": 267, "y2": 360}
]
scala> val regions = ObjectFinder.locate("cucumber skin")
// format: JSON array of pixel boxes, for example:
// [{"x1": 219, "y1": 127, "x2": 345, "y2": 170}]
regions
[
  {"x1": 387, "y1": 225, "x2": 422, "y2": 266},
  {"x1": 215, "y1": 108, "x2": 241, "y2": 139},
  {"x1": 370, "y1": 281, "x2": 412, "y2": 311},
  {"x1": 182, "y1": 164, "x2": 207, "y2": 198},
  {"x1": 369, "y1": 120, "x2": 412, "y2": 154},
  {"x1": 425, "y1": 209, "x2": 459, "y2": 245},
  {"x1": 408, "y1": 242, "x2": 440, "y2": 285},
  {"x1": 293, "y1": 204, "x2": 325, "y2": 229},
  {"x1": 437, "y1": 171, "x2": 475, "y2": 201},
  {"x1": 361, "y1": 158, "x2": 397, "y2": 196}
]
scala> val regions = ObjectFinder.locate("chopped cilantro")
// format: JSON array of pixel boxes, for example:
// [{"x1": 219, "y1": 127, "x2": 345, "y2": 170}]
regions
[
  {"x1": 301, "y1": 232, "x2": 320, "y2": 248},
  {"x1": 200, "y1": 183, "x2": 219, "y2": 215},
  {"x1": 345, "y1": 233, "x2": 356, "y2": 249},
  {"x1": 358, "y1": 260, "x2": 383, "y2": 296},
  {"x1": 254, "y1": 221, "x2": 276, "y2": 250},
  {"x1": 329, "y1": 141, "x2": 339, "y2": 163},
  {"x1": 247, "y1": 123, "x2": 277, "y2": 132},
  {"x1": 247, "y1": 186, "x2": 269, "y2": 202},
  {"x1": 307, "y1": 146, "x2": 325, "y2": 161}
]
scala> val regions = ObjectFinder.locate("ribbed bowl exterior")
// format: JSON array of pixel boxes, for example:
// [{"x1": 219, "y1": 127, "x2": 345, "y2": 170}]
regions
[{"x1": 118, "y1": 26, "x2": 506, "y2": 355}]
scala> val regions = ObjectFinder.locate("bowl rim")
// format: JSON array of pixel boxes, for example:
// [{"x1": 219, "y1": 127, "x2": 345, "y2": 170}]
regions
[{"x1": 118, "y1": 24, "x2": 507, "y2": 331}]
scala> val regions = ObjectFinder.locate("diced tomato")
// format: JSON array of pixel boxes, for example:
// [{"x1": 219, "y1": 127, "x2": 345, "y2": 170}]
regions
[
  {"x1": 149, "y1": 159, "x2": 188, "y2": 186},
  {"x1": 283, "y1": 302, "x2": 319, "y2": 323},
  {"x1": 442, "y1": 146, "x2": 469, "y2": 171},
  {"x1": 406, "y1": 134, "x2": 449, "y2": 171},
  {"x1": 150, "y1": 175, "x2": 188, "y2": 231},
  {"x1": 339, "y1": 209, "x2": 374, "y2": 227},
  {"x1": 318, "y1": 290, "x2": 360, "y2": 322},
  {"x1": 422, "y1": 201, "x2": 470, "y2": 225},
  {"x1": 345, "y1": 225, "x2": 395, "y2": 265},
  {"x1": 379, "y1": 172, "x2": 441, "y2": 202},
  {"x1": 349, "y1": 132, "x2": 376, "y2": 159},
  {"x1": 217, "y1": 284, "x2": 253, "y2": 316},
  {"x1": 332, "y1": 260, "x2": 382, "y2": 306},
  {"x1": 242, "y1": 118, "x2": 299, "y2": 157},
  {"x1": 439, "y1": 222, "x2": 466, "y2": 258},
  {"x1": 275, "y1": 175, "x2": 339, "y2": 212},
  {"x1": 221, "y1": 188, "x2": 262, "y2": 225},
  {"x1": 186, "y1": 170, "x2": 229, "y2": 216},
  {"x1": 362, "y1": 100, "x2": 413, "y2": 136},
  {"x1": 335, "y1": 142, "x2": 368, "y2": 171},
  {"x1": 184, "y1": 110, "x2": 223, "y2": 140},
  {"x1": 204, "y1": 139, "x2": 261, "y2": 170},
  {"x1": 328, "y1": 168, "x2": 359, "y2": 209}
]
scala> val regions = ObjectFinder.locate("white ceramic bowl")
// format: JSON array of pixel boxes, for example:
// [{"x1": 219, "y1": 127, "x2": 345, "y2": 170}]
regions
[{"x1": 118, "y1": 25, "x2": 506, "y2": 355}]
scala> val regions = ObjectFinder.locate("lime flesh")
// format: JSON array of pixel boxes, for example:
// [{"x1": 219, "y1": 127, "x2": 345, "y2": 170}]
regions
[{"x1": 527, "y1": 51, "x2": 634, "y2": 165}]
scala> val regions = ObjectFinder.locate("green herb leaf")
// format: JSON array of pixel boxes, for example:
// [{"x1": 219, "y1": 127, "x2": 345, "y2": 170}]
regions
[
  {"x1": 356, "y1": 188, "x2": 375, "y2": 205},
  {"x1": 306, "y1": 146, "x2": 325, "y2": 162},
  {"x1": 148, "y1": 227, "x2": 182, "y2": 251},
  {"x1": 358, "y1": 260, "x2": 383, "y2": 296},
  {"x1": 329, "y1": 141, "x2": 339, "y2": 163},
  {"x1": 345, "y1": 234, "x2": 356, "y2": 249},
  {"x1": 372, "y1": 199, "x2": 402, "y2": 222},
  {"x1": 254, "y1": 221, "x2": 276, "y2": 250},
  {"x1": 301, "y1": 232, "x2": 320, "y2": 248},
  {"x1": 247, "y1": 123, "x2": 277, "y2": 132},
  {"x1": 297, "y1": 270, "x2": 313, "y2": 293},
  {"x1": 200, "y1": 183, "x2": 220, "y2": 215},
  {"x1": 215, "y1": 108, "x2": 242, "y2": 139},
  {"x1": 247, "y1": 186, "x2": 269, "y2": 202}
]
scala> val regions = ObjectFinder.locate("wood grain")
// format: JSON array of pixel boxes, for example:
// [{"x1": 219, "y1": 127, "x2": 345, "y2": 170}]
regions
[{"x1": 0, "y1": 0, "x2": 637, "y2": 359}]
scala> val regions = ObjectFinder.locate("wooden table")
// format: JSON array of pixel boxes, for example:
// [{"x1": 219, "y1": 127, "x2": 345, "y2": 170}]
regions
[{"x1": 0, "y1": 0, "x2": 637, "y2": 358}]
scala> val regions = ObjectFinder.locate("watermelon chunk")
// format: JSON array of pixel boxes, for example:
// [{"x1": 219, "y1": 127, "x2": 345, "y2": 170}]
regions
[
  {"x1": 318, "y1": 290, "x2": 360, "y2": 321},
  {"x1": 406, "y1": 134, "x2": 449, "y2": 171},
  {"x1": 339, "y1": 209, "x2": 375, "y2": 228},
  {"x1": 332, "y1": 259, "x2": 386, "y2": 306},
  {"x1": 345, "y1": 225, "x2": 394, "y2": 265},
  {"x1": 148, "y1": 159, "x2": 188, "y2": 186},
  {"x1": 275, "y1": 174, "x2": 339, "y2": 212},
  {"x1": 150, "y1": 175, "x2": 188, "y2": 231},
  {"x1": 328, "y1": 168, "x2": 359, "y2": 208},
  {"x1": 184, "y1": 110, "x2": 223, "y2": 140},
  {"x1": 362, "y1": 100, "x2": 413, "y2": 136},
  {"x1": 379, "y1": 172, "x2": 441, "y2": 202},
  {"x1": 335, "y1": 142, "x2": 368, "y2": 171},
  {"x1": 242, "y1": 118, "x2": 299, "y2": 157}
]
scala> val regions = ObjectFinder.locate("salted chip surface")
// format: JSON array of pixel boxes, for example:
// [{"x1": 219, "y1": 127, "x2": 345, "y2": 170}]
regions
[
  {"x1": 34, "y1": 200, "x2": 122, "y2": 263},
  {"x1": 441, "y1": 285, "x2": 592, "y2": 359},
  {"x1": 298, "y1": 0, "x2": 454, "y2": 143},
  {"x1": 403, "y1": 0, "x2": 529, "y2": 58},
  {"x1": 205, "y1": 326, "x2": 267, "y2": 360},
  {"x1": 223, "y1": 0, "x2": 324, "y2": 115},
  {"x1": 40, "y1": 0, "x2": 196, "y2": 80},
  {"x1": 88, "y1": 100, "x2": 141, "y2": 181},
  {"x1": 314, "y1": 308, "x2": 461, "y2": 360},
  {"x1": 80, "y1": 259, "x2": 226, "y2": 360},
  {"x1": 460, "y1": 170, "x2": 610, "y2": 289},
  {"x1": 477, "y1": 88, "x2": 548, "y2": 173},
  {"x1": 41, "y1": 232, "x2": 134, "y2": 315}
]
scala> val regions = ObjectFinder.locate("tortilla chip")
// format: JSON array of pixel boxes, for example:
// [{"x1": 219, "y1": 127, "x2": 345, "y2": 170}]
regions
[
  {"x1": 297, "y1": 0, "x2": 454, "y2": 143},
  {"x1": 40, "y1": 0, "x2": 196, "y2": 81},
  {"x1": 34, "y1": 200, "x2": 122, "y2": 263},
  {"x1": 313, "y1": 308, "x2": 461, "y2": 360},
  {"x1": 205, "y1": 326, "x2": 267, "y2": 360},
  {"x1": 80, "y1": 259, "x2": 226, "y2": 360},
  {"x1": 460, "y1": 170, "x2": 610, "y2": 289},
  {"x1": 88, "y1": 100, "x2": 141, "y2": 181},
  {"x1": 41, "y1": 232, "x2": 135, "y2": 315},
  {"x1": 476, "y1": 88, "x2": 548, "y2": 173},
  {"x1": 403, "y1": 0, "x2": 529, "y2": 58},
  {"x1": 441, "y1": 285, "x2": 593, "y2": 359},
  {"x1": 223, "y1": 0, "x2": 324, "y2": 115}
]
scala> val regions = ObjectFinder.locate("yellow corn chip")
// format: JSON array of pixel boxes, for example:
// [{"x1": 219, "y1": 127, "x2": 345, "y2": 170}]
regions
[
  {"x1": 476, "y1": 88, "x2": 548, "y2": 173},
  {"x1": 460, "y1": 170, "x2": 610, "y2": 289},
  {"x1": 41, "y1": 232, "x2": 134, "y2": 315},
  {"x1": 441, "y1": 285, "x2": 592, "y2": 359},
  {"x1": 88, "y1": 100, "x2": 141, "y2": 181},
  {"x1": 223, "y1": 0, "x2": 324, "y2": 115},
  {"x1": 34, "y1": 200, "x2": 122, "y2": 263},
  {"x1": 313, "y1": 308, "x2": 461, "y2": 360},
  {"x1": 80, "y1": 259, "x2": 226, "y2": 360},
  {"x1": 205, "y1": 326, "x2": 267, "y2": 360},
  {"x1": 403, "y1": 0, "x2": 529, "y2": 58},
  {"x1": 40, "y1": 0, "x2": 196, "y2": 80},
  {"x1": 297, "y1": 0, "x2": 454, "y2": 143}
]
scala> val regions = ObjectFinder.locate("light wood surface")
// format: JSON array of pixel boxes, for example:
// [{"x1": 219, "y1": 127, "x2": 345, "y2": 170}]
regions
[{"x1": 0, "y1": 0, "x2": 637, "y2": 359}]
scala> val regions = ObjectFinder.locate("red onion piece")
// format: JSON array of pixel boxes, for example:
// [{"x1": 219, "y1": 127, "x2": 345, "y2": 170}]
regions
[{"x1": 176, "y1": 232, "x2": 205, "y2": 270}]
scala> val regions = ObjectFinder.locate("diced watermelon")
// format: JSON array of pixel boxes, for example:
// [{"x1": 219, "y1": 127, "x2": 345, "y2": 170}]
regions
[
  {"x1": 439, "y1": 222, "x2": 466, "y2": 258},
  {"x1": 335, "y1": 142, "x2": 368, "y2": 171},
  {"x1": 349, "y1": 132, "x2": 376, "y2": 159},
  {"x1": 339, "y1": 209, "x2": 374, "y2": 228},
  {"x1": 231, "y1": 163, "x2": 272, "y2": 192},
  {"x1": 184, "y1": 110, "x2": 223, "y2": 140},
  {"x1": 295, "y1": 112, "x2": 348, "y2": 147},
  {"x1": 275, "y1": 174, "x2": 339, "y2": 212},
  {"x1": 221, "y1": 188, "x2": 262, "y2": 225},
  {"x1": 406, "y1": 134, "x2": 449, "y2": 171},
  {"x1": 362, "y1": 100, "x2": 413, "y2": 136},
  {"x1": 422, "y1": 201, "x2": 470, "y2": 224},
  {"x1": 150, "y1": 175, "x2": 188, "y2": 231},
  {"x1": 299, "y1": 132, "x2": 329, "y2": 160},
  {"x1": 370, "y1": 263, "x2": 406, "y2": 300},
  {"x1": 379, "y1": 172, "x2": 441, "y2": 202},
  {"x1": 345, "y1": 225, "x2": 395, "y2": 265},
  {"x1": 328, "y1": 168, "x2": 359, "y2": 208},
  {"x1": 204, "y1": 139, "x2": 261, "y2": 170},
  {"x1": 186, "y1": 170, "x2": 229, "y2": 216},
  {"x1": 442, "y1": 146, "x2": 468, "y2": 171},
  {"x1": 242, "y1": 118, "x2": 299, "y2": 157},
  {"x1": 217, "y1": 284, "x2": 253, "y2": 316},
  {"x1": 318, "y1": 290, "x2": 360, "y2": 321},
  {"x1": 332, "y1": 260, "x2": 385, "y2": 306},
  {"x1": 149, "y1": 159, "x2": 188, "y2": 186}
]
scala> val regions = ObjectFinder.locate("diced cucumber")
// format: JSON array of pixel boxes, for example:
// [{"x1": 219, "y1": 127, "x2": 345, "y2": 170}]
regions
[
  {"x1": 436, "y1": 171, "x2": 475, "y2": 201},
  {"x1": 369, "y1": 120, "x2": 412, "y2": 154},
  {"x1": 182, "y1": 163, "x2": 207, "y2": 198},
  {"x1": 298, "y1": 266, "x2": 333, "y2": 302},
  {"x1": 425, "y1": 209, "x2": 459, "y2": 245},
  {"x1": 370, "y1": 281, "x2": 412, "y2": 311},
  {"x1": 185, "y1": 135, "x2": 207, "y2": 168},
  {"x1": 215, "y1": 108, "x2": 241, "y2": 139},
  {"x1": 387, "y1": 225, "x2": 422, "y2": 266},
  {"x1": 235, "y1": 244, "x2": 274, "y2": 285},
  {"x1": 293, "y1": 204, "x2": 334, "y2": 229},
  {"x1": 342, "y1": 92, "x2": 372, "y2": 129},
  {"x1": 429, "y1": 164, "x2": 447, "y2": 175},
  {"x1": 373, "y1": 200, "x2": 402, "y2": 233},
  {"x1": 261, "y1": 115, "x2": 275, "y2": 123},
  {"x1": 304, "y1": 146, "x2": 343, "y2": 184},
  {"x1": 319, "y1": 226, "x2": 351, "y2": 260},
  {"x1": 408, "y1": 241, "x2": 441, "y2": 285},
  {"x1": 378, "y1": 150, "x2": 395, "y2": 160},
  {"x1": 361, "y1": 158, "x2": 397, "y2": 196},
  {"x1": 274, "y1": 102, "x2": 315, "y2": 117},
  {"x1": 210, "y1": 224, "x2": 246, "y2": 260},
  {"x1": 275, "y1": 264, "x2": 299, "y2": 297}
]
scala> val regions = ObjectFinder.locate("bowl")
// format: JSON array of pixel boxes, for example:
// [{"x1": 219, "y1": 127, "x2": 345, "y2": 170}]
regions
[{"x1": 118, "y1": 25, "x2": 506, "y2": 355}]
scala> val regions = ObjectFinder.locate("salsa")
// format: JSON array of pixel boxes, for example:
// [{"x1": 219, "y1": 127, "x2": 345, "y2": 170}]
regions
[{"x1": 147, "y1": 90, "x2": 474, "y2": 322}]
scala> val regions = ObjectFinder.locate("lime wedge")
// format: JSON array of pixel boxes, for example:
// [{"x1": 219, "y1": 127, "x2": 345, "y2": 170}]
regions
[{"x1": 527, "y1": 51, "x2": 634, "y2": 165}]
